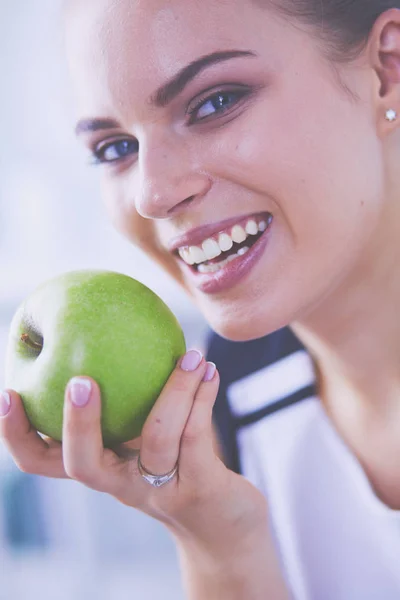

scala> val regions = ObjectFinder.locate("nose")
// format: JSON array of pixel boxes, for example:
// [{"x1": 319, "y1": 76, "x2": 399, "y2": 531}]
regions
[{"x1": 135, "y1": 134, "x2": 211, "y2": 219}]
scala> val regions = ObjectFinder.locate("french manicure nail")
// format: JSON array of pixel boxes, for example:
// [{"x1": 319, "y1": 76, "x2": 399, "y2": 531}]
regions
[
  {"x1": 69, "y1": 378, "x2": 92, "y2": 407},
  {"x1": 0, "y1": 391, "x2": 11, "y2": 417},
  {"x1": 180, "y1": 350, "x2": 203, "y2": 372},
  {"x1": 203, "y1": 362, "x2": 216, "y2": 382}
]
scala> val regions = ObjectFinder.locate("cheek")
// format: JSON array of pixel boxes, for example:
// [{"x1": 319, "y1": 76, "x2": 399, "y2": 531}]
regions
[
  {"x1": 101, "y1": 175, "x2": 150, "y2": 244},
  {"x1": 189, "y1": 103, "x2": 384, "y2": 340},
  {"x1": 101, "y1": 178, "x2": 188, "y2": 288},
  {"x1": 101, "y1": 180, "x2": 142, "y2": 247},
  {"x1": 224, "y1": 94, "x2": 383, "y2": 250}
]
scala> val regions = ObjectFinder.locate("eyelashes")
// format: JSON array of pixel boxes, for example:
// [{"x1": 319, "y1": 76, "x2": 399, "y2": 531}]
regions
[
  {"x1": 89, "y1": 138, "x2": 138, "y2": 166},
  {"x1": 187, "y1": 86, "x2": 251, "y2": 123},
  {"x1": 89, "y1": 86, "x2": 252, "y2": 166}
]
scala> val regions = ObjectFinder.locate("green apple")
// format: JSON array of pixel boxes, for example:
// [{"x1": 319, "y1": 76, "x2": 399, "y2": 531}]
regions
[{"x1": 5, "y1": 270, "x2": 186, "y2": 446}]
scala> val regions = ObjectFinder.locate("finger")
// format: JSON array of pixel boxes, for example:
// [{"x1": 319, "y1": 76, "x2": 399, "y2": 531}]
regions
[
  {"x1": 62, "y1": 377, "x2": 121, "y2": 492},
  {"x1": 0, "y1": 389, "x2": 67, "y2": 478},
  {"x1": 139, "y1": 349, "x2": 207, "y2": 476},
  {"x1": 178, "y1": 363, "x2": 221, "y2": 479}
]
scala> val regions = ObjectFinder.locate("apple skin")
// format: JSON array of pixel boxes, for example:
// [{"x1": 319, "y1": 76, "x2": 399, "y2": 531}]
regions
[{"x1": 5, "y1": 270, "x2": 186, "y2": 446}]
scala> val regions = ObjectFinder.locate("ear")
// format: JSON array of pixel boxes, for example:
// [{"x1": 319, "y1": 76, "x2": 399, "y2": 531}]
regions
[{"x1": 368, "y1": 8, "x2": 400, "y2": 134}]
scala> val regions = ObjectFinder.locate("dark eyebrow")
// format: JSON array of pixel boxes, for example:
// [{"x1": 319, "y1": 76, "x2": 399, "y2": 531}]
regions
[
  {"x1": 75, "y1": 49, "x2": 257, "y2": 136},
  {"x1": 75, "y1": 117, "x2": 120, "y2": 136},
  {"x1": 151, "y1": 49, "x2": 257, "y2": 108}
]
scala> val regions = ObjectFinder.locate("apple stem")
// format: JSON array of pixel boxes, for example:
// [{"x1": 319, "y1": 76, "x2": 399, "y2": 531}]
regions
[{"x1": 20, "y1": 333, "x2": 43, "y2": 352}]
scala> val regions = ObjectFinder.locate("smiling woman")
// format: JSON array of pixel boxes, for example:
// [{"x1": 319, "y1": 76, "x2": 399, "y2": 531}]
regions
[{"x1": 2, "y1": 0, "x2": 400, "y2": 598}]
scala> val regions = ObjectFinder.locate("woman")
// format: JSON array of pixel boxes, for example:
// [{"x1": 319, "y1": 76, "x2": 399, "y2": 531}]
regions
[{"x1": 1, "y1": 0, "x2": 400, "y2": 597}]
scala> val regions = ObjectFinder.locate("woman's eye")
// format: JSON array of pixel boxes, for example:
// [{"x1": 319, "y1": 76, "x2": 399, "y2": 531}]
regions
[
  {"x1": 91, "y1": 138, "x2": 138, "y2": 165},
  {"x1": 188, "y1": 89, "x2": 248, "y2": 123}
]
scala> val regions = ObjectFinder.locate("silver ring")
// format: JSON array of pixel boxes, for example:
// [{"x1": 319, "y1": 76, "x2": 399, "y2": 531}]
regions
[{"x1": 137, "y1": 454, "x2": 178, "y2": 488}]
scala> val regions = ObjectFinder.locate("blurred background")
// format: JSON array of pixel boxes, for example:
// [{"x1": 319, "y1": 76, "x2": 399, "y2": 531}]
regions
[{"x1": 0, "y1": 2, "x2": 210, "y2": 598}]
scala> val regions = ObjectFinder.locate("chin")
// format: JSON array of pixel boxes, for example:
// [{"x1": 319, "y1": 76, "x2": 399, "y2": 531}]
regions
[
  {"x1": 203, "y1": 305, "x2": 291, "y2": 343},
  {"x1": 176, "y1": 260, "x2": 301, "y2": 342},
  {"x1": 212, "y1": 324, "x2": 278, "y2": 343}
]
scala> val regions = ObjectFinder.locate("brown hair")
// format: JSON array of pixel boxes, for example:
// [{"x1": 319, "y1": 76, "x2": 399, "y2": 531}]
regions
[{"x1": 266, "y1": 1, "x2": 400, "y2": 62}]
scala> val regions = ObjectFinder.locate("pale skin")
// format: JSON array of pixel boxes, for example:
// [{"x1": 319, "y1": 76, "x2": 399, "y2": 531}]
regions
[{"x1": 2, "y1": 0, "x2": 400, "y2": 597}]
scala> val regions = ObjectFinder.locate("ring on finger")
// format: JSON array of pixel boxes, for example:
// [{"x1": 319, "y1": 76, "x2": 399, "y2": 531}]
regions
[{"x1": 137, "y1": 454, "x2": 178, "y2": 488}]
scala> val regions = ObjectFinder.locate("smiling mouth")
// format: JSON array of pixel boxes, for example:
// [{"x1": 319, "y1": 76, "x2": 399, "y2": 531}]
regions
[{"x1": 174, "y1": 212, "x2": 273, "y2": 274}]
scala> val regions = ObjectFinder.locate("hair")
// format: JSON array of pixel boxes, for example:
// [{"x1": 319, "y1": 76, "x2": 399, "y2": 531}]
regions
[{"x1": 264, "y1": 1, "x2": 400, "y2": 63}]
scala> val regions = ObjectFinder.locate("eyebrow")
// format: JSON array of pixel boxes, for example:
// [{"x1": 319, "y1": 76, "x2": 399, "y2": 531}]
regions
[
  {"x1": 75, "y1": 49, "x2": 257, "y2": 136},
  {"x1": 152, "y1": 49, "x2": 257, "y2": 107}
]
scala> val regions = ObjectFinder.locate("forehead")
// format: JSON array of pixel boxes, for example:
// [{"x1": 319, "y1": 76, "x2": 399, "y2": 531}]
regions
[
  {"x1": 63, "y1": 0, "x2": 285, "y2": 117},
  {"x1": 64, "y1": 0, "x2": 269, "y2": 61}
]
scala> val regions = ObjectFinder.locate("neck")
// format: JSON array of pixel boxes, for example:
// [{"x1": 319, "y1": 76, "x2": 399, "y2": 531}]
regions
[
  {"x1": 290, "y1": 188, "x2": 400, "y2": 508},
  {"x1": 292, "y1": 198, "x2": 400, "y2": 410},
  {"x1": 292, "y1": 267, "x2": 400, "y2": 414}
]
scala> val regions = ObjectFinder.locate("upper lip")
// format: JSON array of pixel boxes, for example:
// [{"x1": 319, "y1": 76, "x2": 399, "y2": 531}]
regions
[{"x1": 167, "y1": 211, "x2": 270, "y2": 253}]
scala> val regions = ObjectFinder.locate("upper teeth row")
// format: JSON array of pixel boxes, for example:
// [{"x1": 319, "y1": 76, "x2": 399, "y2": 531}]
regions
[{"x1": 178, "y1": 218, "x2": 268, "y2": 266}]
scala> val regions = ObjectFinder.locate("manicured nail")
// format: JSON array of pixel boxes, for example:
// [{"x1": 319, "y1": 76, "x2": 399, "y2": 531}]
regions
[
  {"x1": 0, "y1": 391, "x2": 11, "y2": 417},
  {"x1": 180, "y1": 350, "x2": 203, "y2": 372},
  {"x1": 203, "y1": 362, "x2": 216, "y2": 382},
  {"x1": 69, "y1": 378, "x2": 92, "y2": 407}
]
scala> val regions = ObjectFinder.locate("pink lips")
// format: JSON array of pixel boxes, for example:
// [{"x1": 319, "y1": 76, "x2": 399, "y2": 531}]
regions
[{"x1": 179, "y1": 216, "x2": 273, "y2": 294}]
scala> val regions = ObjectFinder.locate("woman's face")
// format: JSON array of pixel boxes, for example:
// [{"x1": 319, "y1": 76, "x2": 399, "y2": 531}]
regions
[{"x1": 65, "y1": 0, "x2": 385, "y2": 340}]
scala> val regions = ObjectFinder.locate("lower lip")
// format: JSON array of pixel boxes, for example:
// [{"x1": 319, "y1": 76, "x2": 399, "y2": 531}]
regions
[{"x1": 180, "y1": 220, "x2": 273, "y2": 295}]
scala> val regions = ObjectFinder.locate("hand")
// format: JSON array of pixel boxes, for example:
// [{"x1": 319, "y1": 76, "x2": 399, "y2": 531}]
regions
[{"x1": 0, "y1": 350, "x2": 268, "y2": 559}]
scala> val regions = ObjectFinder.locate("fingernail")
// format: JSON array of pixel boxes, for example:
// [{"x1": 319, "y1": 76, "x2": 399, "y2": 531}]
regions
[
  {"x1": 203, "y1": 362, "x2": 216, "y2": 382},
  {"x1": 0, "y1": 391, "x2": 11, "y2": 417},
  {"x1": 69, "y1": 378, "x2": 92, "y2": 407},
  {"x1": 180, "y1": 350, "x2": 203, "y2": 372}
]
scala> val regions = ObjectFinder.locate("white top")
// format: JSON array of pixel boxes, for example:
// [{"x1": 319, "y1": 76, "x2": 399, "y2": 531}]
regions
[{"x1": 227, "y1": 350, "x2": 400, "y2": 600}]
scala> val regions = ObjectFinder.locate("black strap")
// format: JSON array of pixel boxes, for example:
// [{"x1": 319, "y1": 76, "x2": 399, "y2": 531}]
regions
[{"x1": 207, "y1": 327, "x2": 316, "y2": 474}]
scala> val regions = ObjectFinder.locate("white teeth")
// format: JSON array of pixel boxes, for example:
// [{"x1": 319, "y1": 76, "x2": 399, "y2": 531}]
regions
[
  {"x1": 231, "y1": 225, "x2": 247, "y2": 244},
  {"x1": 197, "y1": 249, "x2": 245, "y2": 274},
  {"x1": 179, "y1": 247, "x2": 195, "y2": 265},
  {"x1": 198, "y1": 262, "x2": 220, "y2": 273},
  {"x1": 178, "y1": 215, "x2": 272, "y2": 266},
  {"x1": 218, "y1": 232, "x2": 233, "y2": 252},
  {"x1": 190, "y1": 246, "x2": 207, "y2": 264},
  {"x1": 245, "y1": 220, "x2": 258, "y2": 236},
  {"x1": 202, "y1": 238, "x2": 221, "y2": 260},
  {"x1": 258, "y1": 220, "x2": 267, "y2": 232},
  {"x1": 198, "y1": 253, "x2": 236, "y2": 273}
]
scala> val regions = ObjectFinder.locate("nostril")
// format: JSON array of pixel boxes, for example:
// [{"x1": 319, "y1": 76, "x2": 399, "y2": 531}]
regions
[
  {"x1": 167, "y1": 195, "x2": 196, "y2": 214},
  {"x1": 182, "y1": 195, "x2": 196, "y2": 205}
]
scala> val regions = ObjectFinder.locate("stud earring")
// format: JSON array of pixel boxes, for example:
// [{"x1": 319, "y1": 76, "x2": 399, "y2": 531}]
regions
[{"x1": 385, "y1": 109, "x2": 397, "y2": 122}]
